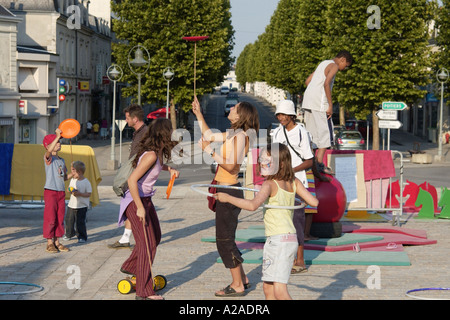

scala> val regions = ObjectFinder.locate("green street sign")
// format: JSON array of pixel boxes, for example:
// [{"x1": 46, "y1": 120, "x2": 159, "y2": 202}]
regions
[{"x1": 382, "y1": 101, "x2": 407, "y2": 110}]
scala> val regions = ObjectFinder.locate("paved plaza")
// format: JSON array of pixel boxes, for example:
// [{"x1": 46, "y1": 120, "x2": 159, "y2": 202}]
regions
[{"x1": 1, "y1": 129, "x2": 450, "y2": 303}]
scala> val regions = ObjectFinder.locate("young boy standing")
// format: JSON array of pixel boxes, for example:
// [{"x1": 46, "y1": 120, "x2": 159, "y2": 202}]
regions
[
  {"x1": 64, "y1": 161, "x2": 92, "y2": 243},
  {"x1": 302, "y1": 50, "x2": 353, "y2": 174},
  {"x1": 43, "y1": 128, "x2": 71, "y2": 253}
]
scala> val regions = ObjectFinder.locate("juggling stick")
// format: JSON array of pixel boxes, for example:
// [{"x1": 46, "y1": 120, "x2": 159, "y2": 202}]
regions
[
  {"x1": 166, "y1": 174, "x2": 176, "y2": 199},
  {"x1": 182, "y1": 36, "x2": 209, "y2": 96}
]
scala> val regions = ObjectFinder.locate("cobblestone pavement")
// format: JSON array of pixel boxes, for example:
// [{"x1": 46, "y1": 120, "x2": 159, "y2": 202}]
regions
[{"x1": 1, "y1": 126, "x2": 450, "y2": 304}]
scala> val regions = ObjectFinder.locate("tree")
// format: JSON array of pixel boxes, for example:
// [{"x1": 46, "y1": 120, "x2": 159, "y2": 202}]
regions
[
  {"x1": 293, "y1": 0, "x2": 329, "y2": 94},
  {"x1": 111, "y1": 0, "x2": 234, "y2": 112},
  {"x1": 323, "y1": 0, "x2": 435, "y2": 149},
  {"x1": 436, "y1": 0, "x2": 450, "y2": 100},
  {"x1": 263, "y1": 0, "x2": 301, "y2": 94}
]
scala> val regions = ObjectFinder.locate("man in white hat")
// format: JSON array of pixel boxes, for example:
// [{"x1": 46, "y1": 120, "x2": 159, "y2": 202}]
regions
[{"x1": 271, "y1": 99, "x2": 318, "y2": 274}]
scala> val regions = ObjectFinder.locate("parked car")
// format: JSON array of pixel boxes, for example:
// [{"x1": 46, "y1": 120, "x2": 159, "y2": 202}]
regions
[
  {"x1": 223, "y1": 99, "x2": 238, "y2": 116},
  {"x1": 227, "y1": 92, "x2": 239, "y2": 100},
  {"x1": 345, "y1": 119, "x2": 372, "y2": 138},
  {"x1": 220, "y1": 86, "x2": 230, "y2": 95},
  {"x1": 335, "y1": 130, "x2": 365, "y2": 150},
  {"x1": 147, "y1": 107, "x2": 175, "y2": 120}
]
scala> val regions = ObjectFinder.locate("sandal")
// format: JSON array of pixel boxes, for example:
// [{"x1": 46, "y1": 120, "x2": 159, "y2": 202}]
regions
[
  {"x1": 136, "y1": 295, "x2": 164, "y2": 300},
  {"x1": 46, "y1": 243, "x2": 58, "y2": 253},
  {"x1": 215, "y1": 285, "x2": 245, "y2": 297},
  {"x1": 291, "y1": 265, "x2": 308, "y2": 274},
  {"x1": 57, "y1": 244, "x2": 70, "y2": 252}
]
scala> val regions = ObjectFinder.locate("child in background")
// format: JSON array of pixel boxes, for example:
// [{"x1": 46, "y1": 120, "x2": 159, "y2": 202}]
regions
[
  {"x1": 215, "y1": 143, "x2": 319, "y2": 300},
  {"x1": 64, "y1": 161, "x2": 92, "y2": 243},
  {"x1": 43, "y1": 129, "x2": 71, "y2": 253}
]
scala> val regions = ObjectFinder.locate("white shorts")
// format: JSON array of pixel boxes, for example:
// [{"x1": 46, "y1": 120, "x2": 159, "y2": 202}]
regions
[
  {"x1": 303, "y1": 109, "x2": 333, "y2": 149},
  {"x1": 262, "y1": 234, "x2": 298, "y2": 284}
]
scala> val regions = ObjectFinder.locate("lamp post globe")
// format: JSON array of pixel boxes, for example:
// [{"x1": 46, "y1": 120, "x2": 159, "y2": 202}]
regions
[
  {"x1": 163, "y1": 67, "x2": 174, "y2": 119},
  {"x1": 436, "y1": 68, "x2": 449, "y2": 162},
  {"x1": 106, "y1": 64, "x2": 123, "y2": 170},
  {"x1": 128, "y1": 44, "x2": 150, "y2": 106}
]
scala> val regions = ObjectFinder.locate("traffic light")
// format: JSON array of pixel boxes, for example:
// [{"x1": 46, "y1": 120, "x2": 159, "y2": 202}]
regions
[{"x1": 58, "y1": 79, "x2": 67, "y2": 102}]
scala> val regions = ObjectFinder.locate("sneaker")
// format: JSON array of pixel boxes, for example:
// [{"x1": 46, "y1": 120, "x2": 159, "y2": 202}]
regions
[
  {"x1": 78, "y1": 239, "x2": 86, "y2": 243},
  {"x1": 56, "y1": 244, "x2": 70, "y2": 252},
  {"x1": 107, "y1": 241, "x2": 130, "y2": 249},
  {"x1": 46, "y1": 243, "x2": 59, "y2": 253},
  {"x1": 62, "y1": 235, "x2": 73, "y2": 241}
]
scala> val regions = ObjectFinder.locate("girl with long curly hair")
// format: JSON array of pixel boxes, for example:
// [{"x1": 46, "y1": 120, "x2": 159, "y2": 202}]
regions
[{"x1": 119, "y1": 118, "x2": 179, "y2": 300}]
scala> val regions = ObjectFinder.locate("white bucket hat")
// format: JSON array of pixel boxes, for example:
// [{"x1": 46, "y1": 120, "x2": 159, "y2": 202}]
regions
[{"x1": 275, "y1": 100, "x2": 296, "y2": 116}]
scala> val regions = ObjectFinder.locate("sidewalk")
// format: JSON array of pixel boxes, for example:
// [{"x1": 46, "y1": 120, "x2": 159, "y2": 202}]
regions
[{"x1": 1, "y1": 132, "x2": 450, "y2": 301}]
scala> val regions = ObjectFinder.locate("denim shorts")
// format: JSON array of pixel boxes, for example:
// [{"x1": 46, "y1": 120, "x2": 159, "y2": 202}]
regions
[{"x1": 261, "y1": 234, "x2": 298, "y2": 284}]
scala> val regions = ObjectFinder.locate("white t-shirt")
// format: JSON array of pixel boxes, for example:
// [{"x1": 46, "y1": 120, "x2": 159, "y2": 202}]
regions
[
  {"x1": 68, "y1": 177, "x2": 92, "y2": 209},
  {"x1": 271, "y1": 123, "x2": 314, "y2": 188}
]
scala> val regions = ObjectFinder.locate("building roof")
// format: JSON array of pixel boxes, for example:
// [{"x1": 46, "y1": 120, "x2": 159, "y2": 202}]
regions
[
  {"x1": 0, "y1": 4, "x2": 15, "y2": 17},
  {"x1": 0, "y1": 0, "x2": 57, "y2": 12}
]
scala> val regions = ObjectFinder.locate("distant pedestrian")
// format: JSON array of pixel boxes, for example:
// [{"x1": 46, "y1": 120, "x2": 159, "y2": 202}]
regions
[
  {"x1": 92, "y1": 121, "x2": 99, "y2": 139},
  {"x1": 86, "y1": 120, "x2": 92, "y2": 140},
  {"x1": 100, "y1": 118, "x2": 108, "y2": 140},
  {"x1": 302, "y1": 50, "x2": 353, "y2": 174},
  {"x1": 64, "y1": 161, "x2": 92, "y2": 243}
]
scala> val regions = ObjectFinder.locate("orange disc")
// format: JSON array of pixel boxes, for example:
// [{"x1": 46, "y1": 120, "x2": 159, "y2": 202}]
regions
[
  {"x1": 59, "y1": 119, "x2": 80, "y2": 139},
  {"x1": 166, "y1": 174, "x2": 176, "y2": 199}
]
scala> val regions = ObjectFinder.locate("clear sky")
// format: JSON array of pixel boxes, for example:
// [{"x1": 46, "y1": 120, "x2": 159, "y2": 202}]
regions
[{"x1": 229, "y1": 0, "x2": 280, "y2": 60}]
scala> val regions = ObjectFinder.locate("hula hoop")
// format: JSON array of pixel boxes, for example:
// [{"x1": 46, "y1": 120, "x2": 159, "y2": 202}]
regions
[
  {"x1": 190, "y1": 184, "x2": 306, "y2": 210},
  {"x1": 0, "y1": 281, "x2": 44, "y2": 295},
  {"x1": 405, "y1": 288, "x2": 450, "y2": 300}
]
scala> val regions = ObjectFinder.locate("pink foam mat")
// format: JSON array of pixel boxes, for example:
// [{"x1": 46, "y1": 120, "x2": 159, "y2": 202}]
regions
[
  {"x1": 236, "y1": 225, "x2": 436, "y2": 252},
  {"x1": 342, "y1": 225, "x2": 429, "y2": 239}
]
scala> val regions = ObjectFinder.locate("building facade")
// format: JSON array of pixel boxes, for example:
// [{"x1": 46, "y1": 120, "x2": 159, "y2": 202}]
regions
[{"x1": 0, "y1": 0, "x2": 112, "y2": 144}]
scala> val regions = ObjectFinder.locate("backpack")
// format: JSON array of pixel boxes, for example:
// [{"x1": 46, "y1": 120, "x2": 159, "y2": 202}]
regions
[{"x1": 112, "y1": 155, "x2": 136, "y2": 197}]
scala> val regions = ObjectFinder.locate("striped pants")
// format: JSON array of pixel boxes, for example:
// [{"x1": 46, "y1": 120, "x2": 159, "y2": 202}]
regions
[{"x1": 121, "y1": 197, "x2": 161, "y2": 297}]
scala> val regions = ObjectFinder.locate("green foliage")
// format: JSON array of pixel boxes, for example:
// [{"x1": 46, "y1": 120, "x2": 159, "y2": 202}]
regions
[
  {"x1": 111, "y1": 0, "x2": 234, "y2": 111},
  {"x1": 236, "y1": 0, "x2": 439, "y2": 120},
  {"x1": 436, "y1": 0, "x2": 450, "y2": 100},
  {"x1": 325, "y1": 0, "x2": 434, "y2": 119}
]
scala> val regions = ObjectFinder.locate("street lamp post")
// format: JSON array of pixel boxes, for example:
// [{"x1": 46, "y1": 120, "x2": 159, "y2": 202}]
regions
[
  {"x1": 163, "y1": 67, "x2": 174, "y2": 119},
  {"x1": 436, "y1": 68, "x2": 449, "y2": 162},
  {"x1": 106, "y1": 64, "x2": 123, "y2": 170},
  {"x1": 128, "y1": 44, "x2": 150, "y2": 106}
]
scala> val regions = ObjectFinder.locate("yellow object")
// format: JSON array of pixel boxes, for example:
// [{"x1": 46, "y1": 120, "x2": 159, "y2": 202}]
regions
[
  {"x1": 7, "y1": 144, "x2": 102, "y2": 207},
  {"x1": 346, "y1": 210, "x2": 371, "y2": 218},
  {"x1": 153, "y1": 275, "x2": 167, "y2": 291},
  {"x1": 117, "y1": 277, "x2": 135, "y2": 294},
  {"x1": 117, "y1": 275, "x2": 167, "y2": 294}
]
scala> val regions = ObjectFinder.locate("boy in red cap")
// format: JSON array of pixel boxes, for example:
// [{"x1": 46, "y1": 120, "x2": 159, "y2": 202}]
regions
[{"x1": 43, "y1": 128, "x2": 72, "y2": 253}]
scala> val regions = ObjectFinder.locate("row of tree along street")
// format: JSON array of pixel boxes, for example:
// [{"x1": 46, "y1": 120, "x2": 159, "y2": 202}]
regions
[
  {"x1": 236, "y1": 0, "x2": 449, "y2": 150},
  {"x1": 111, "y1": 1, "x2": 448, "y2": 150}
]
